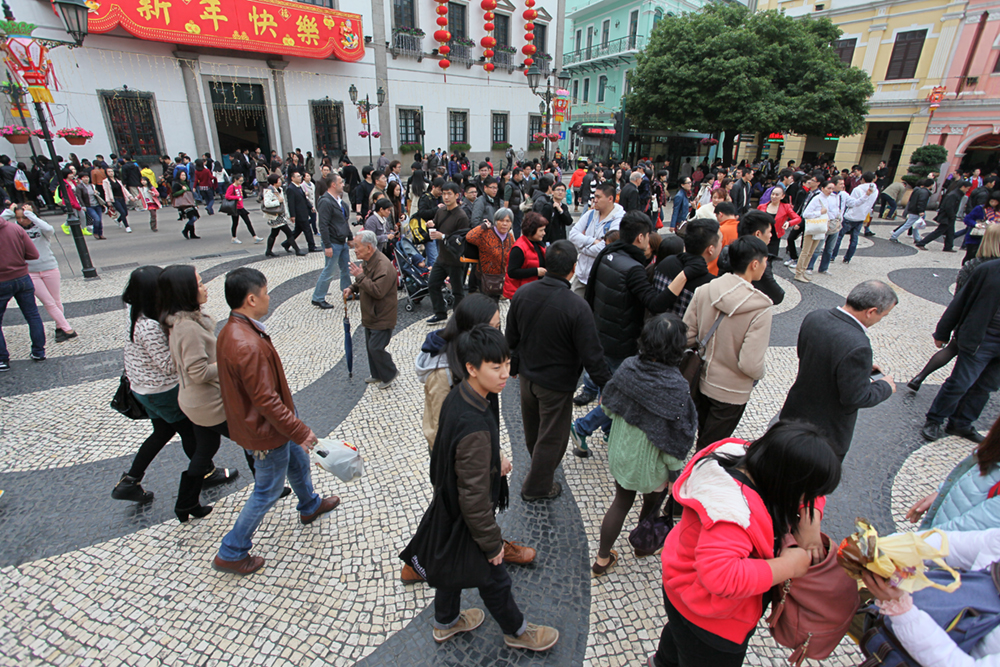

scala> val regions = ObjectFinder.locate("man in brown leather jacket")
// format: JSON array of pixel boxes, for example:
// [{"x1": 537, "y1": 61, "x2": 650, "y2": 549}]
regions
[{"x1": 212, "y1": 267, "x2": 340, "y2": 576}]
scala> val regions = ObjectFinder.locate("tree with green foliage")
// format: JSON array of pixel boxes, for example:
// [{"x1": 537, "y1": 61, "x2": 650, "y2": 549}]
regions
[
  {"x1": 626, "y1": 3, "x2": 873, "y2": 164},
  {"x1": 901, "y1": 145, "x2": 948, "y2": 186}
]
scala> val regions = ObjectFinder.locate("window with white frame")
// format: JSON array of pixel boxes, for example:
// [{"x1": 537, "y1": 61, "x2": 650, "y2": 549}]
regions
[
  {"x1": 597, "y1": 75, "x2": 607, "y2": 103},
  {"x1": 449, "y1": 110, "x2": 468, "y2": 144},
  {"x1": 492, "y1": 113, "x2": 508, "y2": 144},
  {"x1": 399, "y1": 108, "x2": 420, "y2": 145}
]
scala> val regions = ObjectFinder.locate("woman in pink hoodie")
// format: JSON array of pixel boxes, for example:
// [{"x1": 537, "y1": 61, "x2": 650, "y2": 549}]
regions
[{"x1": 650, "y1": 421, "x2": 840, "y2": 667}]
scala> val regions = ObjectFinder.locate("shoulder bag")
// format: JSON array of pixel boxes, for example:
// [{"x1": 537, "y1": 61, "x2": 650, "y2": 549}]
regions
[
  {"x1": 679, "y1": 312, "x2": 725, "y2": 393},
  {"x1": 219, "y1": 197, "x2": 238, "y2": 216},
  {"x1": 628, "y1": 493, "x2": 675, "y2": 557},
  {"x1": 110, "y1": 372, "x2": 148, "y2": 420}
]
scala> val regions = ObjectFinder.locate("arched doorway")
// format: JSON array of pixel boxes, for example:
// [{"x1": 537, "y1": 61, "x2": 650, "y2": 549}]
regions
[{"x1": 959, "y1": 133, "x2": 1000, "y2": 175}]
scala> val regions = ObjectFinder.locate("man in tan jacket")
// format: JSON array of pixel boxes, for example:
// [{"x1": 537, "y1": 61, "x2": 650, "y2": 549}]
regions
[
  {"x1": 345, "y1": 230, "x2": 399, "y2": 389},
  {"x1": 684, "y1": 236, "x2": 773, "y2": 450}
]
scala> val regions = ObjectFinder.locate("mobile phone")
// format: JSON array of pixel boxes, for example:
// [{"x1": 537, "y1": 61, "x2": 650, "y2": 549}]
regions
[{"x1": 871, "y1": 372, "x2": 884, "y2": 382}]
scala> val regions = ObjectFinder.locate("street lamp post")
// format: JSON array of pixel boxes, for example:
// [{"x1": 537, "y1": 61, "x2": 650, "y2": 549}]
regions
[
  {"x1": 348, "y1": 84, "x2": 386, "y2": 167},
  {"x1": 526, "y1": 66, "x2": 571, "y2": 165}
]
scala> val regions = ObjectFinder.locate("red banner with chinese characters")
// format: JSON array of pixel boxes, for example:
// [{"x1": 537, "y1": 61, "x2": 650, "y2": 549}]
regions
[{"x1": 85, "y1": 0, "x2": 364, "y2": 61}]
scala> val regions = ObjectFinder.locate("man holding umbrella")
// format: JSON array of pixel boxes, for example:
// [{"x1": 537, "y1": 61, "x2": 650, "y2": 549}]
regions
[{"x1": 345, "y1": 230, "x2": 398, "y2": 390}]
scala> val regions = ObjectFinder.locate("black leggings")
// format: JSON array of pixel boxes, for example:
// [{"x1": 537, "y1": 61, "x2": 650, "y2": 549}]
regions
[
  {"x1": 913, "y1": 338, "x2": 959, "y2": 385},
  {"x1": 127, "y1": 417, "x2": 198, "y2": 479},
  {"x1": 599, "y1": 482, "x2": 668, "y2": 558},
  {"x1": 266, "y1": 224, "x2": 297, "y2": 252},
  {"x1": 193, "y1": 420, "x2": 259, "y2": 478},
  {"x1": 653, "y1": 590, "x2": 752, "y2": 667},
  {"x1": 964, "y1": 242, "x2": 981, "y2": 264},
  {"x1": 231, "y1": 209, "x2": 256, "y2": 237}
]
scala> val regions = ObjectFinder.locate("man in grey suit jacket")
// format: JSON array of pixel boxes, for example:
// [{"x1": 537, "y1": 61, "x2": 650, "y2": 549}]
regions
[{"x1": 778, "y1": 281, "x2": 898, "y2": 460}]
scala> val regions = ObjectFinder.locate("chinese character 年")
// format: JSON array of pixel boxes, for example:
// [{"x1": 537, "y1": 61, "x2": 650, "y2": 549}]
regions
[{"x1": 199, "y1": 0, "x2": 228, "y2": 31}]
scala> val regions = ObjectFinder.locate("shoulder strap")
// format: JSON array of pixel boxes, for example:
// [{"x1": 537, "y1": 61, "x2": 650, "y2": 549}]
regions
[{"x1": 698, "y1": 312, "x2": 725, "y2": 350}]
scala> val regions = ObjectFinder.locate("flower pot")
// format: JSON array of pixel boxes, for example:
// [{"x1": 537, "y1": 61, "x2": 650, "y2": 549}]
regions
[
  {"x1": 64, "y1": 136, "x2": 89, "y2": 146},
  {"x1": 5, "y1": 135, "x2": 29, "y2": 144}
]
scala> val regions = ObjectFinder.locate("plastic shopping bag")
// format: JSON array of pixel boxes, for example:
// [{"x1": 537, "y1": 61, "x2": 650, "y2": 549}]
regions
[
  {"x1": 837, "y1": 519, "x2": 960, "y2": 593},
  {"x1": 310, "y1": 439, "x2": 364, "y2": 483}
]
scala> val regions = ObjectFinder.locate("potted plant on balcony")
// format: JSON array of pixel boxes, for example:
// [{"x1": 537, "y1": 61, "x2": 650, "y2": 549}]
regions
[
  {"x1": 400, "y1": 142, "x2": 423, "y2": 154},
  {"x1": 1, "y1": 125, "x2": 36, "y2": 144},
  {"x1": 392, "y1": 26, "x2": 425, "y2": 37},
  {"x1": 492, "y1": 141, "x2": 511, "y2": 152},
  {"x1": 55, "y1": 127, "x2": 94, "y2": 146},
  {"x1": 453, "y1": 37, "x2": 476, "y2": 47},
  {"x1": 449, "y1": 142, "x2": 471, "y2": 152},
  {"x1": 528, "y1": 142, "x2": 543, "y2": 151}
]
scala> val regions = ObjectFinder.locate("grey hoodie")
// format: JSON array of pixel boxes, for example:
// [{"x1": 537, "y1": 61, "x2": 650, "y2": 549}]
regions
[{"x1": 2, "y1": 209, "x2": 58, "y2": 273}]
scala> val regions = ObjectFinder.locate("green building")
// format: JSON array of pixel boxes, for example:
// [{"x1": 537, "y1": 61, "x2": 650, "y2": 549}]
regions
[{"x1": 560, "y1": 0, "x2": 714, "y2": 165}]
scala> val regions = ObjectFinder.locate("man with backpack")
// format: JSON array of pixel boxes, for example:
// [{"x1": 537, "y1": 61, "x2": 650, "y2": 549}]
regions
[
  {"x1": 426, "y1": 182, "x2": 470, "y2": 325},
  {"x1": 416, "y1": 177, "x2": 445, "y2": 265}
]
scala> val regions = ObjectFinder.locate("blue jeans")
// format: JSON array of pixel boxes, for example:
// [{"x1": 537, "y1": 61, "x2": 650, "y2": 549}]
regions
[
  {"x1": 201, "y1": 189, "x2": 215, "y2": 215},
  {"x1": 576, "y1": 357, "x2": 624, "y2": 436},
  {"x1": 113, "y1": 198, "x2": 129, "y2": 229},
  {"x1": 424, "y1": 239, "x2": 438, "y2": 266},
  {"x1": 218, "y1": 441, "x2": 322, "y2": 561},
  {"x1": 85, "y1": 206, "x2": 103, "y2": 236},
  {"x1": 890, "y1": 214, "x2": 923, "y2": 243},
  {"x1": 312, "y1": 242, "x2": 351, "y2": 302},
  {"x1": 926, "y1": 333, "x2": 1000, "y2": 430},
  {"x1": 878, "y1": 194, "x2": 897, "y2": 219},
  {"x1": 0, "y1": 274, "x2": 46, "y2": 362},
  {"x1": 833, "y1": 218, "x2": 865, "y2": 263},
  {"x1": 806, "y1": 232, "x2": 839, "y2": 272}
]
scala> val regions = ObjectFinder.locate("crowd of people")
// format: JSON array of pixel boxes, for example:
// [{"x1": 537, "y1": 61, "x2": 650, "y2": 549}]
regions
[{"x1": 3, "y1": 142, "x2": 1000, "y2": 666}]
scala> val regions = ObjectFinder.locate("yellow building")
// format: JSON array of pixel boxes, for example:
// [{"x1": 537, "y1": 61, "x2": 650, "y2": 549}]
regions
[{"x1": 757, "y1": 0, "x2": 965, "y2": 178}]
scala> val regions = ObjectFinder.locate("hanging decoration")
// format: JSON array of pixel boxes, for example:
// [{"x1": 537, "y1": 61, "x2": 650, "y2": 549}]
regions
[
  {"x1": 521, "y1": 0, "x2": 537, "y2": 74},
  {"x1": 2, "y1": 36, "x2": 60, "y2": 121},
  {"x1": 553, "y1": 89, "x2": 569, "y2": 123},
  {"x1": 480, "y1": 0, "x2": 496, "y2": 74},
  {"x1": 432, "y1": 0, "x2": 451, "y2": 78}
]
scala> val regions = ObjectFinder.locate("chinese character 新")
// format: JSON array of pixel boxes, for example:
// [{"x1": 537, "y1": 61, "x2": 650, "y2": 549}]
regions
[
  {"x1": 248, "y1": 6, "x2": 278, "y2": 38},
  {"x1": 296, "y1": 15, "x2": 319, "y2": 45},
  {"x1": 137, "y1": 0, "x2": 171, "y2": 25},
  {"x1": 199, "y1": 0, "x2": 228, "y2": 31}
]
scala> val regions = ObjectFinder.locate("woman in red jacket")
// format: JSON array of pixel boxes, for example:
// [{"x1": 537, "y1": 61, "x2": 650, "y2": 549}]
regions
[
  {"x1": 757, "y1": 186, "x2": 800, "y2": 256},
  {"x1": 225, "y1": 175, "x2": 263, "y2": 245},
  {"x1": 503, "y1": 211, "x2": 548, "y2": 300},
  {"x1": 650, "y1": 421, "x2": 840, "y2": 667}
]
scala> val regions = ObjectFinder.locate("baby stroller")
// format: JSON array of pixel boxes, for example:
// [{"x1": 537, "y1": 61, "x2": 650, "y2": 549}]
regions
[{"x1": 392, "y1": 236, "x2": 454, "y2": 312}]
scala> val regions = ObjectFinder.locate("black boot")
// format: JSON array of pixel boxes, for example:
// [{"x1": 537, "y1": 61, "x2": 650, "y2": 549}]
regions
[
  {"x1": 189, "y1": 223, "x2": 201, "y2": 239},
  {"x1": 175, "y1": 471, "x2": 213, "y2": 522},
  {"x1": 265, "y1": 234, "x2": 277, "y2": 256},
  {"x1": 111, "y1": 472, "x2": 154, "y2": 503},
  {"x1": 182, "y1": 225, "x2": 190, "y2": 239}
]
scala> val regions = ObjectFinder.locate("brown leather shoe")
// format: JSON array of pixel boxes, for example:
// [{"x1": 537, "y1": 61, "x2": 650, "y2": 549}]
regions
[
  {"x1": 503, "y1": 540, "x2": 536, "y2": 566},
  {"x1": 300, "y1": 495, "x2": 340, "y2": 524},
  {"x1": 400, "y1": 563, "x2": 425, "y2": 584},
  {"x1": 212, "y1": 555, "x2": 265, "y2": 576}
]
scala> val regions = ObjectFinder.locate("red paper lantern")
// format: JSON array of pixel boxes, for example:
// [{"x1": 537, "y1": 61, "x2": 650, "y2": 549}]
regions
[
  {"x1": 522, "y1": 9, "x2": 537, "y2": 20},
  {"x1": 439, "y1": 44, "x2": 451, "y2": 54},
  {"x1": 437, "y1": 16, "x2": 449, "y2": 26},
  {"x1": 439, "y1": 59, "x2": 451, "y2": 69},
  {"x1": 525, "y1": 0, "x2": 535, "y2": 5},
  {"x1": 484, "y1": 11, "x2": 494, "y2": 19},
  {"x1": 436, "y1": 5, "x2": 448, "y2": 13},
  {"x1": 524, "y1": 32, "x2": 534, "y2": 41},
  {"x1": 434, "y1": 29, "x2": 452, "y2": 42},
  {"x1": 524, "y1": 22, "x2": 535, "y2": 31},
  {"x1": 521, "y1": 44, "x2": 536, "y2": 55},
  {"x1": 524, "y1": 57, "x2": 533, "y2": 66},
  {"x1": 484, "y1": 22, "x2": 495, "y2": 31},
  {"x1": 484, "y1": 48, "x2": 494, "y2": 58},
  {"x1": 484, "y1": 63, "x2": 495, "y2": 72},
  {"x1": 480, "y1": 0, "x2": 497, "y2": 8},
  {"x1": 524, "y1": 69, "x2": 531, "y2": 76},
  {"x1": 481, "y1": 36, "x2": 496, "y2": 48}
]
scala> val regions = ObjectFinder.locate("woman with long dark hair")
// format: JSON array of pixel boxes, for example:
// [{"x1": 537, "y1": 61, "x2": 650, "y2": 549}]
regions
[
  {"x1": 158, "y1": 265, "x2": 242, "y2": 522},
  {"x1": 225, "y1": 174, "x2": 263, "y2": 244},
  {"x1": 172, "y1": 170, "x2": 200, "y2": 239},
  {"x1": 649, "y1": 421, "x2": 841, "y2": 666},
  {"x1": 960, "y1": 190, "x2": 1000, "y2": 263},
  {"x1": 112, "y1": 266, "x2": 198, "y2": 503},
  {"x1": 503, "y1": 211, "x2": 547, "y2": 299}
]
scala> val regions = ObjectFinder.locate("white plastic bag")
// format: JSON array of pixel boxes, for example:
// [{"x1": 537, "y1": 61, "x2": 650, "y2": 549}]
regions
[{"x1": 311, "y1": 439, "x2": 364, "y2": 483}]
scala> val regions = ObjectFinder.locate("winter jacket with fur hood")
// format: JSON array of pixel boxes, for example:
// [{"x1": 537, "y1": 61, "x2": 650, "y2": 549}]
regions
[
  {"x1": 166, "y1": 310, "x2": 225, "y2": 427},
  {"x1": 662, "y1": 439, "x2": 826, "y2": 645},
  {"x1": 683, "y1": 273, "x2": 773, "y2": 405}
]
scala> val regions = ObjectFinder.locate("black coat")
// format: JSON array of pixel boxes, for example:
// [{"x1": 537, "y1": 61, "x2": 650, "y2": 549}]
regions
[
  {"x1": 731, "y1": 179, "x2": 752, "y2": 214},
  {"x1": 285, "y1": 183, "x2": 312, "y2": 224},
  {"x1": 969, "y1": 185, "x2": 993, "y2": 210},
  {"x1": 935, "y1": 259, "x2": 1000, "y2": 354},
  {"x1": 122, "y1": 162, "x2": 142, "y2": 188},
  {"x1": 585, "y1": 242, "x2": 675, "y2": 361},
  {"x1": 620, "y1": 183, "x2": 640, "y2": 212},
  {"x1": 906, "y1": 186, "x2": 930, "y2": 215},
  {"x1": 936, "y1": 188, "x2": 964, "y2": 225},
  {"x1": 506, "y1": 275, "x2": 611, "y2": 393},
  {"x1": 779, "y1": 308, "x2": 893, "y2": 460}
]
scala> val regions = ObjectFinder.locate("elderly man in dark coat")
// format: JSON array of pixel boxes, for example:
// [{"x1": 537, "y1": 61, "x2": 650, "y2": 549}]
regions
[
  {"x1": 778, "y1": 280, "x2": 897, "y2": 461},
  {"x1": 345, "y1": 230, "x2": 398, "y2": 390}
]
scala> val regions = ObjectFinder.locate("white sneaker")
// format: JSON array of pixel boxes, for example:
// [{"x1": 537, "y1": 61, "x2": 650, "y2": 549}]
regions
[
  {"x1": 783, "y1": 259, "x2": 795, "y2": 267},
  {"x1": 806, "y1": 269, "x2": 813, "y2": 275},
  {"x1": 125, "y1": 226, "x2": 132, "y2": 233},
  {"x1": 253, "y1": 236, "x2": 264, "y2": 244},
  {"x1": 819, "y1": 270, "x2": 832, "y2": 275},
  {"x1": 232, "y1": 238, "x2": 243, "y2": 244}
]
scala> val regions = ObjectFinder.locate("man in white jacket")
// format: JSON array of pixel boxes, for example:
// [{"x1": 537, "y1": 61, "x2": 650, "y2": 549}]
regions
[
  {"x1": 832, "y1": 171, "x2": 879, "y2": 265},
  {"x1": 567, "y1": 181, "x2": 624, "y2": 298}
]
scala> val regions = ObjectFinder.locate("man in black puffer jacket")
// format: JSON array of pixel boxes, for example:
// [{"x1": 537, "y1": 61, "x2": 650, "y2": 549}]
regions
[
  {"x1": 890, "y1": 178, "x2": 932, "y2": 245},
  {"x1": 571, "y1": 211, "x2": 675, "y2": 456}
]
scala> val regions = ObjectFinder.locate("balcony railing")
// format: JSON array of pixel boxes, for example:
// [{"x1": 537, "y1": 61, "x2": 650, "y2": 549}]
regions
[
  {"x1": 563, "y1": 35, "x2": 645, "y2": 67},
  {"x1": 391, "y1": 32, "x2": 424, "y2": 61},
  {"x1": 494, "y1": 50, "x2": 517, "y2": 73},
  {"x1": 450, "y1": 43, "x2": 476, "y2": 68}
]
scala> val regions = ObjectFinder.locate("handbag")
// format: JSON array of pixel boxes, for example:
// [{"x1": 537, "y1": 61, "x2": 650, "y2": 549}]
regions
[
  {"x1": 267, "y1": 213, "x2": 289, "y2": 229},
  {"x1": 398, "y1": 489, "x2": 491, "y2": 589},
  {"x1": 479, "y1": 271, "x2": 505, "y2": 297},
  {"x1": 628, "y1": 493, "x2": 675, "y2": 556},
  {"x1": 766, "y1": 533, "x2": 861, "y2": 667},
  {"x1": 804, "y1": 217, "x2": 828, "y2": 238},
  {"x1": 172, "y1": 190, "x2": 195, "y2": 208},
  {"x1": 679, "y1": 312, "x2": 725, "y2": 393},
  {"x1": 110, "y1": 372, "x2": 148, "y2": 420},
  {"x1": 219, "y1": 197, "x2": 238, "y2": 216}
]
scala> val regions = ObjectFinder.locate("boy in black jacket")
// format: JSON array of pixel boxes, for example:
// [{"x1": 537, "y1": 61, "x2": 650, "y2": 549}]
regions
[{"x1": 414, "y1": 325, "x2": 559, "y2": 652}]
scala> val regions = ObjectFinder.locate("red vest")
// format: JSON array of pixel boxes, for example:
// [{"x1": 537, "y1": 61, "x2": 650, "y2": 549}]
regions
[{"x1": 503, "y1": 235, "x2": 543, "y2": 299}]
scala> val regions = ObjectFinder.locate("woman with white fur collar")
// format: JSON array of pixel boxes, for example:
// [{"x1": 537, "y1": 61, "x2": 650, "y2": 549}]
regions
[{"x1": 649, "y1": 421, "x2": 841, "y2": 667}]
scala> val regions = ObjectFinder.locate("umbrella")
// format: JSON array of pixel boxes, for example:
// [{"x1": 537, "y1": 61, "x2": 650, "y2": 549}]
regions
[{"x1": 343, "y1": 293, "x2": 353, "y2": 379}]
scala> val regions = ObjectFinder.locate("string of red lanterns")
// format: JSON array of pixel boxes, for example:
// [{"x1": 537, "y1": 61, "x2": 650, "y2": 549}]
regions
[
  {"x1": 522, "y1": 0, "x2": 537, "y2": 75},
  {"x1": 481, "y1": 0, "x2": 496, "y2": 73},
  {"x1": 433, "y1": 0, "x2": 451, "y2": 74}
]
